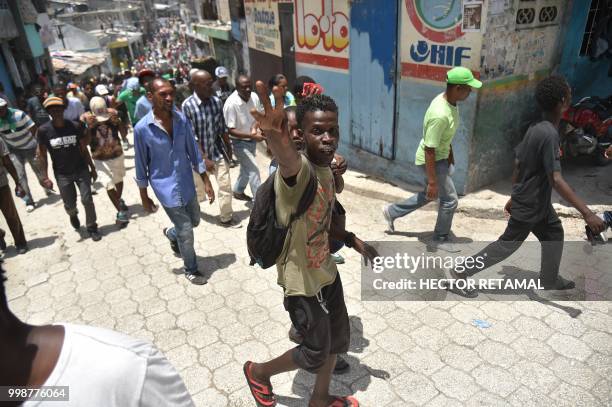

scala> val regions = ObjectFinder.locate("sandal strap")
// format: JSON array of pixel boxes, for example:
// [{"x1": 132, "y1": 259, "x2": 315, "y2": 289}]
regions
[
  {"x1": 329, "y1": 396, "x2": 359, "y2": 407},
  {"x1": 244, "y1": 362, "x2": 276, "y2": 406}
]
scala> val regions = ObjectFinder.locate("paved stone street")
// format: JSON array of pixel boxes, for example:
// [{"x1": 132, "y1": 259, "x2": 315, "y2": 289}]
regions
[{"x1": 2, "y1": 140, "x2": 611, "y2": 407}]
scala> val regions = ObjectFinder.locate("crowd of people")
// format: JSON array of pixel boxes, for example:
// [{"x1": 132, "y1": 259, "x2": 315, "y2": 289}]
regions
[{"x1": 0, "y1": 57, "x2": 610, "y2": 406}]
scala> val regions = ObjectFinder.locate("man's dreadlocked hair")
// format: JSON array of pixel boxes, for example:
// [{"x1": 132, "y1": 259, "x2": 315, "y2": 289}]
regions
[
  {"x1": 535, "y1": 75, "x2": 570, "y2": 112},
  {"x1": 296, "y1": 94, "x2": 338, "y2": 129}
]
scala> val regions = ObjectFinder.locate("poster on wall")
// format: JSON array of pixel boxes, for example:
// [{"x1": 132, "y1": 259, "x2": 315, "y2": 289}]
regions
[
  {"x1": 294, "y1": 0, "x2": 350, "y2": 71},
  {"x1": 244, "y1": 0, "x2": 282, "y2": 57},
  {"x1": 401, "y1": 0, "x2": 485, "y2": 82},
  {"x1": 462, "y1": 1, "x2": 483, "y2": 32}
]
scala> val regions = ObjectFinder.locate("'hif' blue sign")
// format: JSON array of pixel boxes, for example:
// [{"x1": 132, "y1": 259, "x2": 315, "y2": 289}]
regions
[{"x1": 410, "y1": 40, "x2": 471, "y2": 66}]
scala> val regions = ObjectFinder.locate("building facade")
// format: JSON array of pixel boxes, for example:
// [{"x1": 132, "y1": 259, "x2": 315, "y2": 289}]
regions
[
  {"x1": 0, "y1": 0, "x2": 52, "y2": 103},
  {"x1": 242, "y1": 0, "x2": 598, "y2": 194}
]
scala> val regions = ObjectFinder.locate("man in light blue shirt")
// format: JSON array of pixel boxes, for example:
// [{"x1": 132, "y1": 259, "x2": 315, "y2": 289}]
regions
[{"x1": 134, "y1": 78, "x2": 215, "y2": 285}]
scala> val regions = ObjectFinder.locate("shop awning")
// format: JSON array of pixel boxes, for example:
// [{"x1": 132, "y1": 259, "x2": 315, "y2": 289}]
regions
[{"x1": 51, "y1": 50, "x2": 107, "y2": 76}]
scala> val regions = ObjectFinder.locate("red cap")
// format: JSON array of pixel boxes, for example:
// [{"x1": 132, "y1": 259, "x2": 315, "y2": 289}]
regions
[{"x1": 138, "y1": 69, "x2": 155, "y2": 79}]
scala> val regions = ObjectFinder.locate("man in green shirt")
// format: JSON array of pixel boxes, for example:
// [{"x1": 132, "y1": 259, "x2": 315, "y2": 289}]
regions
[
  {"x1": 383, "y1": 67, "x2": 481, "y2": 250},
  {"x1": 117, "y1": 77, "x2": 141, "y2": 126}
]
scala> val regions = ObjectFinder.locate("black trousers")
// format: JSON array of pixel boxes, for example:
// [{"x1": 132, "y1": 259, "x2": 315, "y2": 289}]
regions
[{"x1": 466, "y1": 208, "x2": 564, "y2": 284}]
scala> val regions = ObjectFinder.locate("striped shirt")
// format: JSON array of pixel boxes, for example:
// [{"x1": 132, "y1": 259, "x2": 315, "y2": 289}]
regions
[
  {"x1": 182, "y1": 93, "x2": 227, "y2": 162},
  {"x1": 0, "y1": 108, "x2": 36, "y2": 150}
]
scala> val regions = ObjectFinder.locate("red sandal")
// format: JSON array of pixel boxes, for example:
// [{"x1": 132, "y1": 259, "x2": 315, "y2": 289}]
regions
[
  {"x1": 243, "y1": 361, "x2": 277, "y2": 407},
  {"x1": 328, "y1": 396, "x2": 359, "y2": 407}
]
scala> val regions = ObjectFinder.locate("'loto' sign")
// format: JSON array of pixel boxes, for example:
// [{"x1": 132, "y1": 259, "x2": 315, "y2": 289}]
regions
[
  {"x1": 401, "y1": 0, "x2": 483, "y2": 81},
  {"x1": 295, "y1": 0, "x2": 349, "y2": 52}
]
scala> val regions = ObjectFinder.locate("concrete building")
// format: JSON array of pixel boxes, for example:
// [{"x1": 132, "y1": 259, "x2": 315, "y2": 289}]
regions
[
  {"x1": 185, "y1": 0, "x2": 249, "y2": 80},
  {"x1": 243, "y1": 0, "x2": 609, "y2": 194},
  {"x1": 0, "y1": 0, "x2": 53, "y2": 102}
]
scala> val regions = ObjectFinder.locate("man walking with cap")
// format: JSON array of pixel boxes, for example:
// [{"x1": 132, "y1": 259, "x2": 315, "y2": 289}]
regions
[
  {"x1": 117, "y1": 77, "x2": 142, "y2": 128},
  {"x1": 382, "y1": 67, "x2": 481, "y2": 251},
  {"x1": 212, "y1": 66, "x2": 234, "y2": 105},
  {"x1": 133, "y1": 69, "x2": 156, "y2": 125},
  {"x1": 81, "y1": 97, "x2": 129, "y2": 226},
  {"x1": 37, "y1": 96, "x2": 101, "y2": 241}
]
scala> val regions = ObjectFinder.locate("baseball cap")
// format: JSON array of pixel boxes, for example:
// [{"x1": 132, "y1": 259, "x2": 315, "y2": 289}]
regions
[
  {"x1": 138, "y1": 69, "x2": 155, "y2": 79},
  {"x1": 0, "y1": 98, "x2": 7, "y2": 107},
  {"x1": 89, "y1": 97, "x2": 110, "y2": 122},
  {"x1": 126, "y1": 77, "x2": 140, "y2": 91},
  {"x1": 215, "y1": 66, "x2": 229, "y2": 78},
  {"x1": 446, "y1": 67, "x2": 482, "y2": 88},
  {"x1": 95, "y1": 84, "x2": 109, "y2": 96},
  {"x1": 43, "y1": 96, "x2": 65, "y2": 110}
]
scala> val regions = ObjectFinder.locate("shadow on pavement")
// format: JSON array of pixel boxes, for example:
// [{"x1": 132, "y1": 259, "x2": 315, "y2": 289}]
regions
[
  {"x1": 170, "y1": 253, "x2": 237, "y2": 278},
  {"x1": 276, "y1": 316, "x2": 390, "y2": 406},
  {"x1": 34, "y1": 193, "x2": 62, "y2": 207},
  {"x1": 1, "y1": 235, "x2": 58, "y2": 259},
  {"x1": 474, "y1": 266, "x2": 583, "y2": 318},
  {"x1": 385, "y1": 230, "x2": 474, "y2": 246},
  {"x1": 199, "y1": 208, "x2": 251, "y2": 225}
]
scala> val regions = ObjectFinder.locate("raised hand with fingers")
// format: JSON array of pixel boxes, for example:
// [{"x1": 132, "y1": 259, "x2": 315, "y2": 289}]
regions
[
  {"x1": 250, "y1": 81, "x2": 301, "y2": 178},
  {"x1": 250, "y1": 81, "x2": 286, "y2": 135}
]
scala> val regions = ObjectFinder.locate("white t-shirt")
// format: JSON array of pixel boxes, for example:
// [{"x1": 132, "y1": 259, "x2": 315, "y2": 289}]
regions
[
  {"x1": 223, "y1": 90, "x2": 261, "y2": 139},
  {"x1": 23, "y1": 324, "x2": 194, "y2": 407}
]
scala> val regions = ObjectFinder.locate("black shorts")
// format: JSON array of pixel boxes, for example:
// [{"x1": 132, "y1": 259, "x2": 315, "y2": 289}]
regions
[{"x1": 284, "y1": 274, "x2": 350, "y2": 373}]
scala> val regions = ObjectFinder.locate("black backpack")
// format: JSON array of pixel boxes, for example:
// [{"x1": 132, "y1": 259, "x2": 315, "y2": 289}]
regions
[{"x1": 247, "y1": 164, "x2": 318, "y2": 269}]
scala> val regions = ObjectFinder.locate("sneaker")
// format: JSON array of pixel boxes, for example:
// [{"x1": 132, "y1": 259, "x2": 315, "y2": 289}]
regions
[
  {"x1": 0, "y1": 229, "x2": 7, "y2": 251},
  {"x1": 116, "y1": 211, "x2": 129, "y2": 225},
  {"x1": 88, "y1": 229, "x2": 102, "y2": 242},
  {"x1": 382, "y1": 205, "x2": 395, "y2": 233},
  {"x1": 44, "y1": 188, "x2": 56, "y2": 196},
  {"x1": 331, "y1": 252, "x2": 345, "y2": 264},
  {"x1": 431, "y1": 236, "x2": 461, "y2": 253},
  {"x1": 25, "y1": 203, "x2": 35, "y2": 212},
  {"x1": 229, "y1": 159, "x2": 238, "y2": 168},
  {"x1": 163, "y1": 228, "x2": 180, "y2": 255},
  {"x1": 184, "y1": 271, "x2": 208, "y2": 285},
  {"x1": 16, "y1": 245, "x2": 28, "y2": 255},
  {"x1": 219, "y1": 218, "x2": 242, "y2": 228},
  {"x1": 70, "y1": 215, "x2": 81, "y2": 230},
  {"x1": 122, "y1": 140, "x2": 130, "y2": 150},
  {"x1": 119, "y1": 199, "x2": 129, "y2": 213},
  {"x1": 233, "y1": 192, "x2": 252, "y2": 202}
]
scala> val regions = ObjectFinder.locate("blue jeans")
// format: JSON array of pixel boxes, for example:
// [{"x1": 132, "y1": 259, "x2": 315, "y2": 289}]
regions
[
  {"x1": 387, "y1": 160, "x2": 458, "y2": 239},
  {"x1": 163, "y1": 197, "x2": 200, "y2": 274},
  {"x1": 232, "y1": 139, "x2": 261, "y2": 198}
]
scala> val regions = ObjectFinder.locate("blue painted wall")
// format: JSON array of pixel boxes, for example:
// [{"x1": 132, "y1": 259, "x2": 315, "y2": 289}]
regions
[
  {"x1": 394, "y1": 79, "x2": 475, "y2": 194},
  {"x1": 559, "y1": 0, "x2": 612, "y2": 100},
  {"x1": 296, "y1": 59, "x2": 474, "y2": 194},
  {"x1": 295, "y1": 63, "x2": 351, "y2": 153}
]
